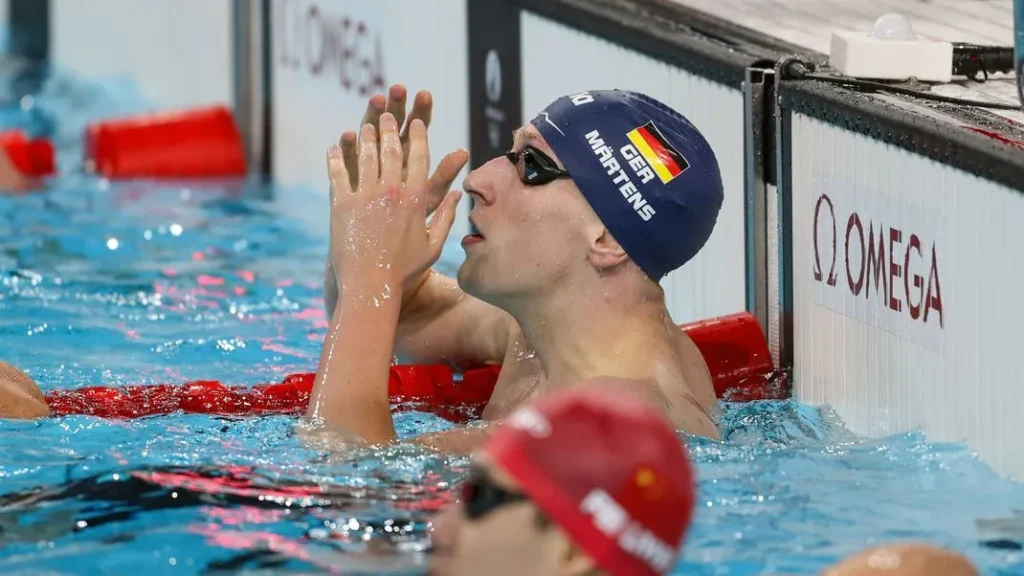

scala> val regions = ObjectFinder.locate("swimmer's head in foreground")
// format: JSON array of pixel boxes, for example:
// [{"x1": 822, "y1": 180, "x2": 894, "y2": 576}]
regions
[
  {"x1": 428, "y1": 382, "x2": 695, "y2": 576},
  {"x1": 456, "y1": 90, "x2": 723, "y2": 309},
  {"x1": 823, "y1": 542, "x2": 979, "y2": 576}
]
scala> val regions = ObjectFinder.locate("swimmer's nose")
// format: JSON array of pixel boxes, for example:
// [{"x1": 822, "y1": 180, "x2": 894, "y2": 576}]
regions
[
  {"x1": 464, "y1": 186, "x2": 488, "y2": 205},
  {"x1": 462, "y1": 165, "x2": 498, "y2": 205}
]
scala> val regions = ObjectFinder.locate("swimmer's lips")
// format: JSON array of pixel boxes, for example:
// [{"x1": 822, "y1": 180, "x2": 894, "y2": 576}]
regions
[{"x1": 461, "y1": 233, "x2": 485, "y2": 247}]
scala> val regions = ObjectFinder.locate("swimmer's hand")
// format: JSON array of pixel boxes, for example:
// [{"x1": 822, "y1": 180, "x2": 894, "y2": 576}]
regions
[
  {"x1": 324, "y1": 85, "x2": 468, "y2": 315},
  {"x1": 339, "y1": 85, "x2": 466, "y2": 214},
  {"x1": 328, "y1": 113, "x2": 462, "y2": 292}
]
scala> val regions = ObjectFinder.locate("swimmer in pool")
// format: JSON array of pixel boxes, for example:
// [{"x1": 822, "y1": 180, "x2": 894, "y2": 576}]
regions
[
  {"x1": 823, "y1": 542, "x2": 978, "y2": 575},
  {"x1": 308, "y1": 84, "x2": 724, "y2": 448},
  {"x1": 428, "y1": 383, "x2": 695, "y2": 576},
  {"x1": 0, "y1": 361, "x2": 48, "y2": 418},
  {"x1": 0, "y1": 147, "x2": 44, "y2": 194}
]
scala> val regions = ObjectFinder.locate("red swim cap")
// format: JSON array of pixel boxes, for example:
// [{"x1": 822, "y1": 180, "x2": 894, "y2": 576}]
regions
[{"x1": 484, "y1": 386, "x2": 695, "y2": 576}]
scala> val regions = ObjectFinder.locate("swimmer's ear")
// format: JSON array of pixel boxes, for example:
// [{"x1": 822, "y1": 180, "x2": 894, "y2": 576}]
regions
[{"x1": 587, "y1": 227, "x2": 629, "y2": 272}]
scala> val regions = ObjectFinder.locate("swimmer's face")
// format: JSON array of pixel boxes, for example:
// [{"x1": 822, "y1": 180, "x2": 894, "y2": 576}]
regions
[
  {"x1": 428, "y1": 457, "x2": 583, "y2": 576},
  {"x1": 457, "y1": 124, "x2": 605, "y2": 306}
]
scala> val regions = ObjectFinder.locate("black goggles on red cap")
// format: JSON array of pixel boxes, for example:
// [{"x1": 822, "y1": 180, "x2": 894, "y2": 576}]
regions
[
  {"x1": 505, "y1": 146, "x2": 571, "y2": 186},
  {"x1": 459, "y1": 468, "x2": 529, "y2": 521}
]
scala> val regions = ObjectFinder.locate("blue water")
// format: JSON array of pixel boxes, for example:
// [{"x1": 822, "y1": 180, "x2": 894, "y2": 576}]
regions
[{"x1": 2, "y1": 70, "x2": 1024, "y2": 575}]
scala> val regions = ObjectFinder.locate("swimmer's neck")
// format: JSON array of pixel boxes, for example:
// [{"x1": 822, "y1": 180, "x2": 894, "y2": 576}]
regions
[{"x1": 506, "y1": 285, "x2": 671, "y2": 386}]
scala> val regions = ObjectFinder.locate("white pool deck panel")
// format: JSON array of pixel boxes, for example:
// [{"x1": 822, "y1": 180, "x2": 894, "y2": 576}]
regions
[{"x1": 674, "y1": 0, "x2": 1023, "y2": 125}]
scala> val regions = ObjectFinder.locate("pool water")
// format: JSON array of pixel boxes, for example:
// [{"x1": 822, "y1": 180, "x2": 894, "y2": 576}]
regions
[{"x1": 2, "y1": 71, "x2": 1024, "y2": 576}]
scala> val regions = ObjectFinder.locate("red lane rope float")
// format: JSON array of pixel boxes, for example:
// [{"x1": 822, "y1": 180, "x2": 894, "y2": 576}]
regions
[
  {"x1": 0, "y1": 130, "x2": 55, "y2": 177},
  {"x1": 85, "y1": 105, "x2": 246, "y2": 179},
  {"x1": 46, "y1": 312, "x2": 780, "y2": 421},
  {"x1": 682, "y1": 311, "x2": 776, "y2": 402}
]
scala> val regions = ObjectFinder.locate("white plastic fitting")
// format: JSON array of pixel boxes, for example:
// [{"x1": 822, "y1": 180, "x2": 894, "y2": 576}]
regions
[{"x1": 829, "y1": 13, "x2": 953, "y2": 82}]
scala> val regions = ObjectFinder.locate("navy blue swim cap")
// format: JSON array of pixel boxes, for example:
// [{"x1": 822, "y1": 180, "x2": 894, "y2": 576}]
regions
[{"x1": 530, "y1": 90, "x2": 723, "y2": 281}]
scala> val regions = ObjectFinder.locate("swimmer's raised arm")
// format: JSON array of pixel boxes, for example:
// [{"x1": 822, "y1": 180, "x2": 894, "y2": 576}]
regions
[
  {"x1": 394, "y1": 270, "x2": 513, "y2": 368},
  {"x1": 307, "y1": 111, "x2": 469, "y2": 442},
  {"x1": 327, "y1": 261, "x2": 512, "y2": 369}
]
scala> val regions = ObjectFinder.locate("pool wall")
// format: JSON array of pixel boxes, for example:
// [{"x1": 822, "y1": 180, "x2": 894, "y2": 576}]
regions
[
  {"x1": 48, "y1": 0, "x2": 235, "y2": 110},
  {"x1": 14, "y1": 0, "x2": 1024, "y2": 479},
  {"x1": 782, "y1": 83, "x2": 1024, "y2": 481}
]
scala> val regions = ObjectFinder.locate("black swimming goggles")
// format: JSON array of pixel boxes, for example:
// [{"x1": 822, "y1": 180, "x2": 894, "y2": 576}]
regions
[
  {"x1": 459, "y1": 468, "x2": 529, "y2": 521},
  {"x1": 505, "y1": 146, "x2": 572, "y2": 186}
]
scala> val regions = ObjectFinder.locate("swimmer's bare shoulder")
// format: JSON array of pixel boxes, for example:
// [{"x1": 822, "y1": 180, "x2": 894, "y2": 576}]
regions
[
  {"x1": 0, "y1": 361, "x2": 49, "y2": 419},
  {"x1": 480, "y1": 328, "x2": 544, "y2": 420},
  {"x1": 643, "y1": 324, "x2": 720, "y2": 438},
  {"x1": 623, "y1": 376, "x2": 720, "y2": 440},
  {"x1": 669, "y1": 323, "x2": 718, "y2": 413},
  {"x1": 483, "y1": 328, "x2": 719, "y2": 438},
  {"x1": 415, "y1": 376, "x2": 714, "y2": 456}
]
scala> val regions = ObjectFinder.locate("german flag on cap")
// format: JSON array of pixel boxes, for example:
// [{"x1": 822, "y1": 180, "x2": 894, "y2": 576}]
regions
[{"x1": 626, "y1": 121, "x2": 689, "y2": 184}]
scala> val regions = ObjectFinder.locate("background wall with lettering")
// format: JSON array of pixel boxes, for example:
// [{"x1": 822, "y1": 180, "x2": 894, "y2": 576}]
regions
[
  {"x1": 790, "y1": 113, "x2": 1022, "y2": 478},
  {"x1": 270, "y1": 0, "x2": 473, "y2": 239},
  {"x1": 50, "y1": 0, "x2": 234, "y2": 110},
  {"x1": 520, "y1": 13, "x2": 746, "y2": 324}
]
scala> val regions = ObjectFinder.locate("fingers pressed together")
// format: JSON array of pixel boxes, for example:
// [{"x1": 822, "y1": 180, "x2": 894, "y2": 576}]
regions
[{"x1": 329, "y1": 84, "x2": 470, "y2": 219}]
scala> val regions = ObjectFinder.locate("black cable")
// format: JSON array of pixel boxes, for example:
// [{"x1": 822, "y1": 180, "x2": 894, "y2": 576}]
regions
[
  {"x1": 806, "y1": 74, "x2": 1021, "y2": 110},
  {"x1": 950, "y1": 43, "x2": 1014, "y2": 83},
  {"x1": 778, "y1": 56, "x2": 1021, "y2": 111}
]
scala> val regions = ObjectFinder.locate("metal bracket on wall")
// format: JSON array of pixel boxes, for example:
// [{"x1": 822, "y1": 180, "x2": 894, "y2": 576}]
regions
[
  {"x1": 232, "y1": 0, "x2": 272, "y2": 179},
  {"x1": 8, "y1": 0, "x2": 50, "y2": 95},
  {"x1": 742, "y1": 66, "x2": 775, "y2": 341},
  {"x1": 770, "y1": 60, "x2": 794, "y2": 374}
]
